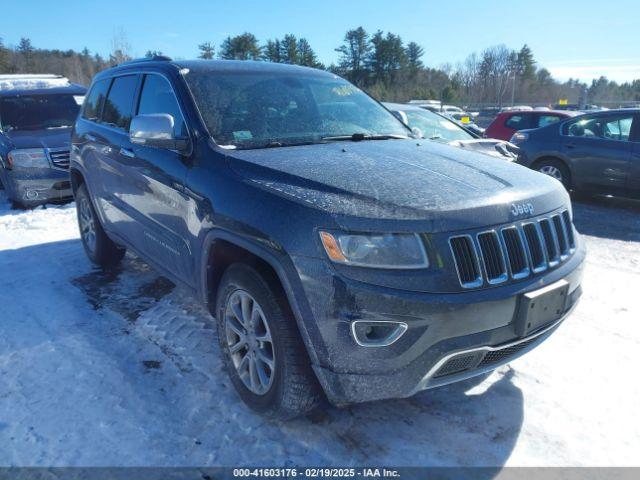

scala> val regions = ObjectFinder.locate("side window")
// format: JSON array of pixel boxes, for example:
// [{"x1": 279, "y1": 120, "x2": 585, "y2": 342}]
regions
[
  {"x1": 565, "y1": 114, "x2": 634, "y2": 141},
  {"x1": 537, "y1": 115, "x2": 562, "y2": 128},
  {"x1": 81, "y1": 78, "x2": 110, "y2": 121},
  {"x1": 137, "y1": 74, "x2": 187, "y2": 137},
  {"x1": 101, "y1": 75, "x2": 138, "y2": 131},
  {"x1": 504, "y1": 114, "x2": 532, "y2": 130}
]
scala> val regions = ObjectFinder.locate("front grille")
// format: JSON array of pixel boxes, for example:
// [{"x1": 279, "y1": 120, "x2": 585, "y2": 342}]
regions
[
  {"x1": 47, "y1": 148, "x2": 70, "y2": 169},
  {"x1": 476, "y1": 336, "x2": 538, "y2": 368},
  {"x1": 449, "y1": 209, "x2": 575, "y2": 288},
  {"x1": 433, "y1": 354, "x2": 478, "y2": 378}
]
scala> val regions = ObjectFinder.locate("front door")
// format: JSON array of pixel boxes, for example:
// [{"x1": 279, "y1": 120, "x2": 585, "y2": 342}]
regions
[
  {"x1": 561, "y1": 112, "x2": 634, "y2": 192},
  {"x1": 124, "y1": 73, "x2": 194, "y2": 284}
]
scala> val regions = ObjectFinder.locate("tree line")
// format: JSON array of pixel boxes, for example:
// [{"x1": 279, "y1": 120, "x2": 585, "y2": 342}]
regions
[{"x1": 2, "y1": 29, "x2": 639, "y2": 107}]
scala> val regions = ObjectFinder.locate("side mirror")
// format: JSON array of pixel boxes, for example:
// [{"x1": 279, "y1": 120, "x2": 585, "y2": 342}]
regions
[
  {"x1": 391, "y1": 110, "x2": 409, "y2": 126},
  {"x1": 411, "y1": 127, "x2": 424, "y2": 139},
  {"x1": 129, "y1": 114, "x2": 189, "y2": 152}
]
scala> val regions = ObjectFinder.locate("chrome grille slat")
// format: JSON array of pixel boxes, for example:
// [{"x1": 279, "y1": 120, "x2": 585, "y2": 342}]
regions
[
  {"x1": 449, "y1": 209, "x2": 576, "y2": 288},
  {"x1": 477, "y1": 231, "x2": 507, "y2": 284},
  {"x1": 449, "y1": 235, "x2": 483, "y2": 288},
  {"x1": 46, "y1": 148, "x2": 70, "y2": 170}
]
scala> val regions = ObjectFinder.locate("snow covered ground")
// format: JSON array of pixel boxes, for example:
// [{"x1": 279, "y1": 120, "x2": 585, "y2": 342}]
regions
[{"x1": 0, "y1": 191, "x2": 638, "y2": 467}]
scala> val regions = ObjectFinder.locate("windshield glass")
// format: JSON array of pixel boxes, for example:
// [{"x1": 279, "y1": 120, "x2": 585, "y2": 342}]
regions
[
  {"x1": 184, "y1": 70, "x2": 409, "y2": 149},
  {"x1": 0, "y1": 94, "x2": 81, "y2": 132},
  {"x1": 405, "y1": 109, "x2": 474, "y2": 142}
]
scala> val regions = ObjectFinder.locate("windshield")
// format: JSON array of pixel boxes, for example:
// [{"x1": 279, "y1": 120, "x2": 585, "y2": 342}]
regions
[
  {"x1": 184, "y1": 71, "x2": 409, "y2": 149},
  {"x1": 0, "y1": 94, "x2": 81, "y2": 132},
  {"x1": 404, "y1": 109, "x2": 474, "y2": 142}
]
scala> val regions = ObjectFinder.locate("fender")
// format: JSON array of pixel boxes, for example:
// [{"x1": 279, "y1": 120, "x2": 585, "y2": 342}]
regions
[{"x1": 199, "y1": 228, "x2": 324, "y2": 367}]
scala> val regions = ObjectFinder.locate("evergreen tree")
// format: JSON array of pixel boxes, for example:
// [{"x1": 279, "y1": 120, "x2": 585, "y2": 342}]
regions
[
  {"x1": 263, "y1": 39, "x2": 282, "y2": 63},
  {"x1": 335, "y1": 27, "x2": 370, "y2": 85},
  {"x1": 219, "y1": 33, "x2": 261, "y2": 60},
  {"x1": 405, "y1": 41, "x2": 424, "y2": 74},
  {"x1": 198, "y1": 42, "x2": 215, "y2": 60},
  {"x1": 297, "y1": 38, "x2": 322, "y2": 68},
  {"x1": 280, "y1": 34, "x2": 298, "y2": 64},
  {"x1": 516, "y1": 44, "x2": 536, "y2": 79}
]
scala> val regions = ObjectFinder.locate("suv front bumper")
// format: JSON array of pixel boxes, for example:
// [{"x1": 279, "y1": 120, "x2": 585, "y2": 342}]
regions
[
  {"x1": 1, "y1": 168, "x2": 72, "y2": 206},
  {"x1": 289, "y1": 240, "x2": 585, "y2": 405}
]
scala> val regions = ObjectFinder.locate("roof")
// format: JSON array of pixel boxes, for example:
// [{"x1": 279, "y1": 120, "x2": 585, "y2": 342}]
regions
[
  {"x1": 100, "y1": 58, "x2": 334, "y2": 79},
  {"x1": 0, "y1": 74, "x2": 86, "y2": 96}
]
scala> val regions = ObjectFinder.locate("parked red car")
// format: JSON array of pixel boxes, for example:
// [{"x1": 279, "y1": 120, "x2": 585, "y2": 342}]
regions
[{"x1": 485, "y1": 110, "x2": 576, "y2": 141}]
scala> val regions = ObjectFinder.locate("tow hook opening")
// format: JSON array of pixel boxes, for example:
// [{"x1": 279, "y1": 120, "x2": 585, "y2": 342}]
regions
[
  {"x1": 24, "y1": 190, "x2": 40, "y2": 200},
  {"x1": 351, "y1": 320, "x2": 408, "y2": 347}
]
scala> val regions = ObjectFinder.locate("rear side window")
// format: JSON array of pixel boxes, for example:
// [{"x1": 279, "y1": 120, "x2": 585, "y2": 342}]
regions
[
  {"x1": 504, "y1": 114, "x2": 533, "y2": 130},
  {"x1": 137, "y1": 74, "x2": 187, "y2": 137},
  {"x1": 565, "y1": 114, "x2": 634, "y2": 141},
  {"x1": 537, "y1": 115, "x2": 563, "y2": 128},
  {"x1": 82, "y1": 79, "x2": 110, "y2": 121},
  {"x1": 101, "y1": 75, "x2": 138, "y2": 131}
]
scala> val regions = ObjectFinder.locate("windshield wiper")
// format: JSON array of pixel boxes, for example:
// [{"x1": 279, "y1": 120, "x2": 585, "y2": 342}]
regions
[{"x1": 321, "y1": 133, "x2": 408, "y2": 142}]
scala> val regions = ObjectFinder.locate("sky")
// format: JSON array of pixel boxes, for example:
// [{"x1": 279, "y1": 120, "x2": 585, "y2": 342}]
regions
[{"x1": 1, "y1": 0, "x2": 639, "y2": 83}]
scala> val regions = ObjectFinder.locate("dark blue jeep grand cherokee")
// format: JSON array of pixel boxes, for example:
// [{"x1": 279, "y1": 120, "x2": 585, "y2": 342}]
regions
[
  {"x1": 0, "y1": 75, "x2": 86, "y2": 207},
  {"x1": 70, "y1": 57, "x2": 585, "y2": 418}
]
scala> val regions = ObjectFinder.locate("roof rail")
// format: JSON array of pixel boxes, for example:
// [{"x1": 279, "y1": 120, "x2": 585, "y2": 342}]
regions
[{"x1": 116, "y1": 55, "x2": 173, "y2": 67}]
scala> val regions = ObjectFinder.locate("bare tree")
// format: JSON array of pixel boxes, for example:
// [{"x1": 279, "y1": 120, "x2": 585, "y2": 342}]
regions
[{"x1": 109, "y1": 28, "x2": 132, "y2": 66}]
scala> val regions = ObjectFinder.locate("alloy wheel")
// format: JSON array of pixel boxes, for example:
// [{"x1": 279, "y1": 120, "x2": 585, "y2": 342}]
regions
[
  {"x1": 539, "y1": 165, "x2": 563, "y2": 182},
  {"x1": 78, "y1": 196, "x2": 97, "y2": 254},
  {"x1": 224, "y1": 290, "x2": 276, "y2": 395}
]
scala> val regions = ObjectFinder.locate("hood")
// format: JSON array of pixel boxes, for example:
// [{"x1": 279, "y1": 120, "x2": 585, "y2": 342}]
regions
[
  {"x1": 448, "y1": 138, "x2": 519, "y2": 160},
  {"x1": 224, "y1": 139, "x2": 568, "y2": 232},
  {"x1": 2, "y1": 128, "x2": 72, "y2": 150}
]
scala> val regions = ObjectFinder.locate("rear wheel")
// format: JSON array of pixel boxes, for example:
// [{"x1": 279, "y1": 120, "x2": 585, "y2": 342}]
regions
[
  {"x1": 216, "y1": 263, "x2": 322, "y2": 419},
  {"x1": 75, "y1": 184, "x2": 126, "y2": 267},
  {"x1": 535, "y1": 158, "x2": 571, "y2": 190}
]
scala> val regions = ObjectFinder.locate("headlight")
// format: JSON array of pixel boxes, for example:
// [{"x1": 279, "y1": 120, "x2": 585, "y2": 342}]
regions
[
  {"x1": 7, "y1": 149, "x2": 49, "y2": 169},
  {"x1": 319, "y1": 231, "x2": 429, "y2": 269},
  {"x1": 509, "y1": 132, "x2": 529, "y2": 144}
]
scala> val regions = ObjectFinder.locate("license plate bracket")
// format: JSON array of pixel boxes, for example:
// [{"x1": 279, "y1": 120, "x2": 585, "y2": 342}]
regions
[{"x1": 515, "y1": 280, "x2": 569, "y2": 337}]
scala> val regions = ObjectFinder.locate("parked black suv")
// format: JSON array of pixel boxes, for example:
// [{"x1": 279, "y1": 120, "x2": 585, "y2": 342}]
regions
[
  {"x1": 0, "y1": 75, "x2": 86, "y2": 207},
  {"x1": 71, "y1": 58, "x2": 585, "y2": 418}
]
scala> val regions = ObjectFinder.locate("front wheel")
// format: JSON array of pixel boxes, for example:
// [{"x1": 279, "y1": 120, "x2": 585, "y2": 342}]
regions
[
  {"x1": 216, "y1": 263, "x2": 322, "y2": 419},
  {"x1": 535, "y1": 159, "x2": 571, "y2": 190},
  {"x1": 75, "y1": 184, "x2": 126, "y2": 267}
]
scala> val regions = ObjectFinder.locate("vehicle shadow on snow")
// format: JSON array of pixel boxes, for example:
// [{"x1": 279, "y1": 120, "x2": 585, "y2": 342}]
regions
[
  {"x1": 64, "y1": 246, "x2": 524, "y2": 469},
  {"x1": 571, "y1": 194, "x2": 640, "y2": 242}
]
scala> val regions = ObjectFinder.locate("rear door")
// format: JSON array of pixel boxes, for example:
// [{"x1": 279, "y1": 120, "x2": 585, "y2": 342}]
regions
[
  {"x1": 561, "y1": 112, "x2": 634, "y2": 192},
  {"x1": 94, "y1": 74, "x2": 142, "y2": 241},
  {"x1": 628, "y1": 115, "x2": 640, "y2": 197},
  {"x1": 121, "y1": 73, "x2": 194, "y2": 284}
]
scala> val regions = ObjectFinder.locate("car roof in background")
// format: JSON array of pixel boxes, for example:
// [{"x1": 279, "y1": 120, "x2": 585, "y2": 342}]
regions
[
  {"x1": 501, "y1": 109, "x2": 577, "y2": 116},
  {"x1": 0, "y1": 84, "x2": 87, "y2": 97},
  {"x1": 383, "y1": 102, "x2": 432, "y2": 112}
]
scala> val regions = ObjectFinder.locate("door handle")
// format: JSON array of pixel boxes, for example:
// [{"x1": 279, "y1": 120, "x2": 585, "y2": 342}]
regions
[
  {"x1": 119, "y1": 148, "x2": 135, "y2": 158},
  {"x1": 565, "y1": 143, "x2": 577, "y2": 149}
]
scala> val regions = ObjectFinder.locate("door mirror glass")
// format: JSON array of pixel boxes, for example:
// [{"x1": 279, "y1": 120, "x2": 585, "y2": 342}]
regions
[{"x1": 130, "y1": 113, "x2": 188, "y2": 151}]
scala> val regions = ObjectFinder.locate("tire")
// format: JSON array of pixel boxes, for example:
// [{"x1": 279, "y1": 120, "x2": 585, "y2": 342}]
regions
[
  {"x1": 216, "y1": 263, "x2": 322, "y2": 419},
  {"x1": 535, "y1": 158, "x2": 571, "y2": 190},
  {"x1": 75, "y1": 183, "x2": 126, "y2": 268}
]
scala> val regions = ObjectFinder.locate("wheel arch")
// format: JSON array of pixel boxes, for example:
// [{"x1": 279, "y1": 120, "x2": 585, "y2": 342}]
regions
[{"x1": 199, "y1": 230, "x2": 322, "y2": 366}]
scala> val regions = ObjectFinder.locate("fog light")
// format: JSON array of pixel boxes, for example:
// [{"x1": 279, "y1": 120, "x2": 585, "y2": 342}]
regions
[
  {"x1": 24, "y1": 190, "x2": 39, "y2": 200},
  {"x1": 351, "y1": 320, "x2": 408, "y2": 347}
]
